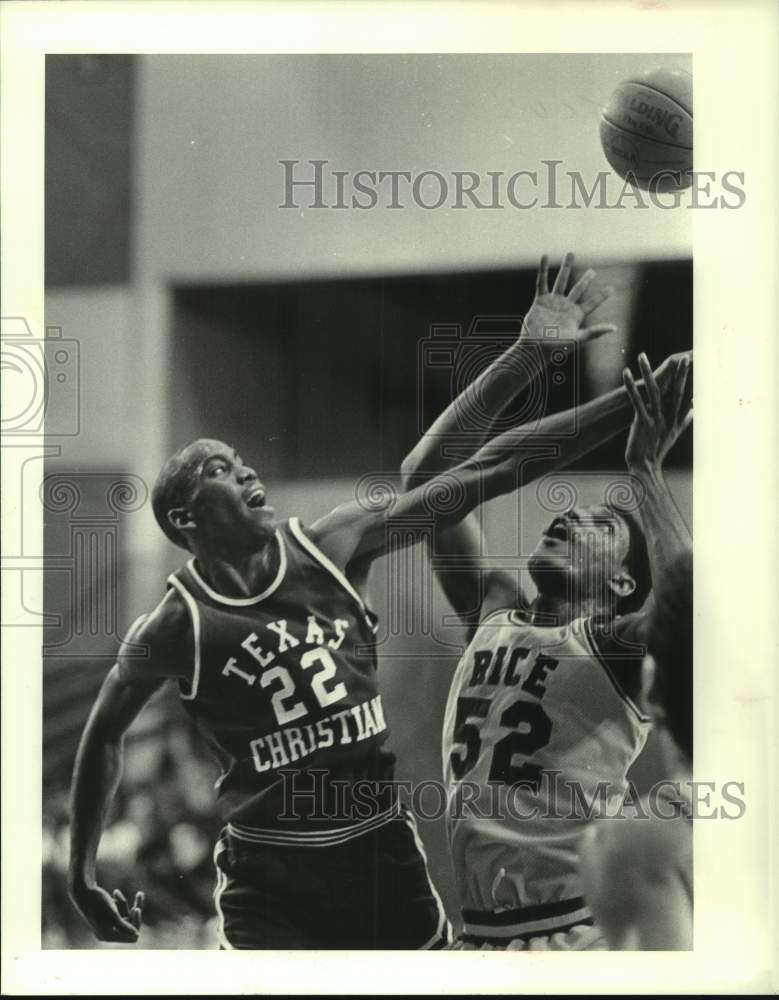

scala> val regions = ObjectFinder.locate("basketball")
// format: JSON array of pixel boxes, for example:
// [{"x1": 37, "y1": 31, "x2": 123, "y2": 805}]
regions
[{"x1": 600, "y1": 68, "x2": 692, "y2": 191}]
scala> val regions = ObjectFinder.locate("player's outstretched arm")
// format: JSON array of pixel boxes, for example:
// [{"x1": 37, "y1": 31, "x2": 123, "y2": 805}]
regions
[
  {"x1": 398, "y1": 253, "x2": 677, "y2": 624},
  {"x1": 400, "y1": 251, "x2": 615, "y2": 485},
  {"x1": 68, "y1": 601, "x2": 190, "y2": 943},
  {"x1": 310, "y1": 352, "x2": 692, "y2": 574},
  {"x1": 399, "y1": 375, "x2": 646, "y2": 625},
  {"x1": 622, "y1": 352, "x2": 693, "y2": 622}
]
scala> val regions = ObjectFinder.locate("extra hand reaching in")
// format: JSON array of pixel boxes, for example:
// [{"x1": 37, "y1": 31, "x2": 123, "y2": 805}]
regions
[
  {"x1": 624, "y1": 351, "x2": 693, "y2": 473},
  {"x1": 521, "y1": 252, "x2": 616, "y2": 348}
]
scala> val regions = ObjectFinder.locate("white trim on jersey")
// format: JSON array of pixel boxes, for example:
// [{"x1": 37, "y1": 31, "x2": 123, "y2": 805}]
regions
[
  {"x1": 167, "y1": 575, "x2": 201, "y2": 701},
  {"x1": 185, "y1": 530, "x2": 287, "y2": 607},
  {"x1": 212, "y1": 838, "x2": 234, "y2": 950},
  {"x1": 580, "y1": 616, "x2": 652, "y2": 724},
  {"x1": 123, "y1": 611, "x2": 150, "y2": 645},
  {"x1": 288, "y1": 516, "x2": 379, "y2": 634},
  {"x1": 462, "y1": 904, "x2": 593, "y2": 940},
  {"x1": 400, "y1": 808, "x2": 452, "y2": 950},
  {"x1": 227, "y1": 803, "x2": 399, "y2": 848}
]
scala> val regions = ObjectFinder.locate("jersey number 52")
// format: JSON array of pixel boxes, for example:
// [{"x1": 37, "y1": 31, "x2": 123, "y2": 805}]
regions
[{"x1": 449, "y1": 695, "x2": 552, "y2": 789}]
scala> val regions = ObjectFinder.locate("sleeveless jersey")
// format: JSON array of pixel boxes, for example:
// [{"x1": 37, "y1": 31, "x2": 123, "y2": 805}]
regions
[
  {"x1": 442, "y1": 607, "x2": 651, "y2": 941},
  {"x1": 165, "y1": 518, "x2": 392, "y2": 826}
]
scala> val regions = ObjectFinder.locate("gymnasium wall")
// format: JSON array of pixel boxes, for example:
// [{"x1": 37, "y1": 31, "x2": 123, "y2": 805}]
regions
[{"x1": 136, "y1": 53, "x2": 692, "y2": 282}]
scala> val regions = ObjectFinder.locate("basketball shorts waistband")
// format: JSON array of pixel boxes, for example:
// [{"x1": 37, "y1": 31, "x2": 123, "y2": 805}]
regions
[
  {"x1": 226, "y1": 801, "x2": 402, "y2": 848},
  {"x1": 461, "y1": 896, "x2": 594, "y2": 945}
]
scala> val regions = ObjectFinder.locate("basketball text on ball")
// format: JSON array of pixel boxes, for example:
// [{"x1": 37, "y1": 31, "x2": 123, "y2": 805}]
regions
[
  {"x1": 599, "y1": 67, "x2": 692, "y2": 191},
  {"x1": 625, "y1": 99, "x2": 682, "y2": 140}
]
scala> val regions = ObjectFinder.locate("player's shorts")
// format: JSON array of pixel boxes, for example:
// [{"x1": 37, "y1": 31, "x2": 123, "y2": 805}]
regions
[
  {"x1": 452, "y1": 899, "x2": 607, "y2": 950},
  {"x1": 212, "y1": 805, "x2": 451, "y2": 949},
  {"x1": 452, "y1": 923, "x2": 606, "y2": 951}
]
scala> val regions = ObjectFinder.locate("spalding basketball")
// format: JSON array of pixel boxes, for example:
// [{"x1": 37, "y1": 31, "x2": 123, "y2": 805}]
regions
[{"x1": 600, "y1": 68, "x2": 692, "y2": 191}]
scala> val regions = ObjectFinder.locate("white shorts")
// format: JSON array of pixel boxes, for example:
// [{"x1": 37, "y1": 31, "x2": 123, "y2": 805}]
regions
[{"x1": 452, "y1": 922, "x2": 607, "y2": 951}]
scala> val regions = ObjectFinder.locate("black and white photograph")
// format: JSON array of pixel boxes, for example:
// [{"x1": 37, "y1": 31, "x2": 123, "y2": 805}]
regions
[{"x1": 1, "y1": 2, "x2": 776, "y2": 995}]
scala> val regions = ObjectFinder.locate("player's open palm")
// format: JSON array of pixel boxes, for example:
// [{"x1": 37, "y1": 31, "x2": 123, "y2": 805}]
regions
[
  {"x1": 521, "y1": 252, "x2": 616, "y2": 348},
  {"x1": 623, "y1": 352, "x2": 692, "y2": 471},
  {"x1": 71, "y1": 883, "x2": 144, "y2": 943}
]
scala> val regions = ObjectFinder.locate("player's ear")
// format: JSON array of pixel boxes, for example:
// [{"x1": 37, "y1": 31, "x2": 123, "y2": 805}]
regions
[
  {"x1": 607, "y1": 570, "x2": 636, "y2": 600},
  {"x1": 168, "y1": 507, "x2": 196, "y2": 532}
]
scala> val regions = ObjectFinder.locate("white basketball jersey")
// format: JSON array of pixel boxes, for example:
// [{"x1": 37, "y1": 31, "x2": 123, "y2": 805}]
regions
[{"x1": 442, "y1": 608, "x2": 650, "y2": 944}]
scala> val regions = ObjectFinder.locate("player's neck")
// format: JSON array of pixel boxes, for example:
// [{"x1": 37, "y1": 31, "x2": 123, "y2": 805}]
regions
[
  {"x1": 190, "y1": 533, "x2": 281, "y2": 598},
  {"x1": 529, "y1": 591, "x2": 607, "y2": 625}
]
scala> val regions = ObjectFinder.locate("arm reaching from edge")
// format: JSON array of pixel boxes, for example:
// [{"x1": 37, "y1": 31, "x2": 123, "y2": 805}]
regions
[
  {"x1": 621, "y1": 352, "x2": 693, "y2": 628},
  {"x1": 309, "y1": 361, "x2": 690, "y2": 575},
  {"x1": 395, "y1": 350, "x2": 691, "y2": 625}
]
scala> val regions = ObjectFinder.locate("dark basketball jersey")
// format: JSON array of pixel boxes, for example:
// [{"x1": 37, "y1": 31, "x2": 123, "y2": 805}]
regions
[{"x1": 163, "y1": 518, "x2": 392, "y2": 826}]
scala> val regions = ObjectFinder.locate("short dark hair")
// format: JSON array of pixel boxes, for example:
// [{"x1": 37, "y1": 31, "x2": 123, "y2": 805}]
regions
[
  {"x1": 611, "y1": 505, "x2": 652, "y2": 614},
  {"x1": 647, "y1": 551, "x2": 693, "y2": 760},
  {"x1": 151, "y1": 441, "x2": 212, "y2": 551}
]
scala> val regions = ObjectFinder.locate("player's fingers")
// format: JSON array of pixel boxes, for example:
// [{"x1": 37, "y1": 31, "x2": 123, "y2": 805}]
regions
[
  {"x1": 623, "y1": 367, "x2": 651, "y2": 425},
  {"x1": 638, "y1": 353, "x2": 662, "y2": 418},
  {"x1": 551, "y1": 252, "x2": 574, "y2": 294},
  {"x1": 112, "y1": 889, "x2": 129, "y2": 918},
  {"x1": 580, "y1": 323, "x2": 616, "y2": 342},
  {"x1": 536, "y1": 254, "x2": 550, "y2": 295},
  {"x1": 110, "y1": 919, "x2": 140, "y2": 943},
  {"x1": 680, "y1": 407, "x2": 693, "y2": 433},
  {"x1": 567, "y1": 268, "x2": 596, "y2": 303},
  {"x1": 130, "y1": 891, "x2": 145, "y2": 929},
  {"x1": 579, "y1": 286, "x2": 614, "y2": 316},
  {"x1": 671, "y1": 356, "x2": 691, "y2": 426},
  {"x1": 100, "y1": 904, "x2": 139, "y2": 942}
]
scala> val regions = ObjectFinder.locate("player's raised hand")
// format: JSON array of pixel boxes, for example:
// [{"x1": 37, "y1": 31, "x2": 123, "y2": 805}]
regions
[
  {"x1": 650, "y1": 349, "x2": 693, "y2": 395},
  {"x1": 70, "y1": 882, "x2": 144, "y2": 943},
  {"x1": 521, "y1": 252, "x2": 616, "y2": 347},
  {"x1": 623, "y1": 352, "x2": 692, "y2": 472}
]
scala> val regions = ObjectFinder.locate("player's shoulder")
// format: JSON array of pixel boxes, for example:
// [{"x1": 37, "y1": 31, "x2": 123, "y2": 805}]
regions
[
  {"x1": 116, "y1": 587, "x2": 192, "y2": 683},
  {"x1": 277, "y1": 515, "x2": 322, "y2": 557},
  {"x1": 579, "y1": 611, "x2": 647, "y2": 658},
  {"x1": 477, "y1": 580, "x2": 533, "y2": 627},
  {"x1": 574, "y1": 613, "x2": 650, "y2": 722},
  {"x1": 128, "y1": 587, "x2": 190, "y2": 648}
]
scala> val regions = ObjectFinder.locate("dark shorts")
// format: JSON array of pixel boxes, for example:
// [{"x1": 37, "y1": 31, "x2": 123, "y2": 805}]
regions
[{"x1": 212, "y1": 807, "x2": 451, "y2": 949}]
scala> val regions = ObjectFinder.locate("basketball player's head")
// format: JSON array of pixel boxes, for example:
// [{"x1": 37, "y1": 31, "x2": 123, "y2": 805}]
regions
[
  {"x1": 528, "y1": 503, "x2": 651, "y2": 616},
  {"x1": 643, "y1": 550, "x2": 692, "y2": 764},
  {"x1": 152, "y1": 439, "x2": 276, "y2": 554}
]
